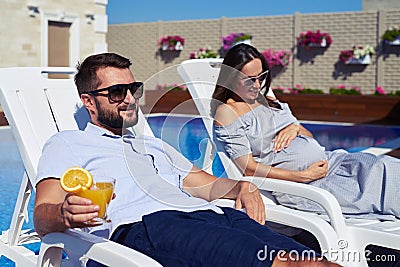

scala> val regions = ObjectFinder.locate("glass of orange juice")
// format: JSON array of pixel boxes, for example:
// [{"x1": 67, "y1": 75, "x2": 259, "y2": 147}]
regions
[{"x1": 78, "y1": 178, "x2": 115, "y2": 224}]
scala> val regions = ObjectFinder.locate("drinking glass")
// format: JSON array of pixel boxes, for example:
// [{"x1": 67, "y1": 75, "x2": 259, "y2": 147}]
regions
[{"x1": 78, "y1": 178, "x2": 115, "y2": 224}]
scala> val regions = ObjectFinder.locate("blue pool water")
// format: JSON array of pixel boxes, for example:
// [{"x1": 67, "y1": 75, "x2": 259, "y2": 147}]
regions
[
  {"x1": 1, "y1": 117, "x2": 399, "y2": 265},
  {"x1": 0, "y1": 127, "x2": 36, "y2": 265},
  {"x1": 147, "y1": 115, "x2": 400, "y2": 176},
  {"x1": 302, "y1": 122, "x2": 400, "y2": 153}
]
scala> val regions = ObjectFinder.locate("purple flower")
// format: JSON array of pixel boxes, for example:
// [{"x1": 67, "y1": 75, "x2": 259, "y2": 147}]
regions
[{"x1": 222, "y1": 32, "x2": 252, "y2": 50}]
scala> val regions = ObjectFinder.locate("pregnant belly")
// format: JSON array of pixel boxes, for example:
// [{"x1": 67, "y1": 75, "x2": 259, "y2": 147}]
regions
[{"x1": 271, "y1": 135, "x2": 326, "y2": 171}]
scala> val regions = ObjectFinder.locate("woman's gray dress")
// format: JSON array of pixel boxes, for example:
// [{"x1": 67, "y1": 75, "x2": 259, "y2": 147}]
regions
[{"x1": 214, "y1": 102, "x2": 400, "y2": 220}]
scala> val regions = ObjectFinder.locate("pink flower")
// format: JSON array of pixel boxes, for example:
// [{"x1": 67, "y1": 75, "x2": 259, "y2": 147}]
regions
[
  {"x1": 288, "y1": 85, "x2": 302, "y2": 94},
  {"x1": 295, "y1": 84, "x2": 304, "y2": 90},
  {"x1": 297, "y1": 30, "x2": 332, "y2": 47},
  {"x1": 339, "y1": 50, "x2": 354, "y2": 63},
  {"x1": 261, "y1": 49, "x2": 292, "y2": 68},
  {"x1": 336, "y1": 84, "x2": 346, "y2": 89},
  {"x1": 272, "y1": 86, "x2": 286, "y2": 93},
  {"x1": 375, "y1": 86, "x2": 387, "y2": 95},
  {"x1": 158, "y1": 35, "x2": 185, "y2": 50}
]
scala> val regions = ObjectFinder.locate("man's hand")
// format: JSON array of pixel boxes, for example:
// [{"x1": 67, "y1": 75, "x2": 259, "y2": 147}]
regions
[
  {"x1": 34, "y1": 178, "x2": 103, "y2": 236},
  {"x1": 235, "y1": 182, "x2": 266, "y2": 225},
  {"x1": 183, "y1": 167, "x2": 266, "y2": 224},
  {"x1": 61, "y1": 194, "x2": 101, "y2": 228}
]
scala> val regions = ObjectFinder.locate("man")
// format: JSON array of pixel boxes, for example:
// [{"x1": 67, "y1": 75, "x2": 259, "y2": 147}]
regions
[{"x1": 34, "y1": 52, "x2": 340, "y2": 267}]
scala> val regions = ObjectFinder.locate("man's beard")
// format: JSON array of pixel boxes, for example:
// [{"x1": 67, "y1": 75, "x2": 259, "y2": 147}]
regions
[{"x1": 94, "y1": 99, "x2": 138, "y2": 129}]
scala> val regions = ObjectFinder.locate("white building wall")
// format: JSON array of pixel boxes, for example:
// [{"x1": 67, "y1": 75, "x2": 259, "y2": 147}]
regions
[{"x1": 0, "y1": 0, "x2": 107, "y2": 68}]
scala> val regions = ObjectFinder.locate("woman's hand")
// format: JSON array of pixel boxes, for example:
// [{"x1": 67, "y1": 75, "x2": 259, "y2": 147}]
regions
[
  {"x1": 299, "y1": 160, "x2": 328, "y2": 182},
  {"x1": 273, "y1": 123, "x2": 299, "y2": 152}
]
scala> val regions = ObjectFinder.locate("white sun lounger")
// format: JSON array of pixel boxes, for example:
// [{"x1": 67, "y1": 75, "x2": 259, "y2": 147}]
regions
[
  {"x1": 0, "y1": 66, "x2": 346, "y2": 266},
  {"x1": 0, "y1": 66, "x2": 351, "y2": 266},
  {"x1": 177, "y1": 58, "x2": 400, "y2": 267},
  {"x1": 0, "y1": 67, "x2": 160, "y2": 266}
]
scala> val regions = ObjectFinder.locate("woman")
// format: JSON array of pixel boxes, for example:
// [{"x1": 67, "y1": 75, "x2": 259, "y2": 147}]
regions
[{"x1": 212, "y1": 43, "x2": 400, "y2": 219}]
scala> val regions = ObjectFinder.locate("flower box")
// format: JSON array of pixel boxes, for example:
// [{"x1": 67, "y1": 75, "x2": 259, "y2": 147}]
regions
[
  {"x1": 339, "y1": 45, "x2": 375, "y2": 65},
  {"x1": 232, "y1": 39, "x2": 252, "y2": 47},
  {"x1": 308, "y1": 38, "x2": 327, "y2": 48},
  {"x1": 161, "y1": 41, "x2": 184, "y2": 51},
  {"x1": 222, "y1": 33, "x2": 252, "y2": 50},
  {"x1": 388, "y1": 37, "x2": 400, "y2": 46},
  {"x1": 345, "y1": 54, "x2": 371, "y2": 65},
  {"x1": 158, "y1": 35, "x2": 185, "y2": 51},
  {"x1": 381, "y1": 27, "x2": 400, "y2": 46},
  {"x1": 297, "y1": 30, "x2": 332, "y2": 48}
]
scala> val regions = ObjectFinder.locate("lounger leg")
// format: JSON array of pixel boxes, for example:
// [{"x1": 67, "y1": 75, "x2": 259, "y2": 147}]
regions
[{"x1": 37, "y1": 242, "x2": 64, "y2": 267}]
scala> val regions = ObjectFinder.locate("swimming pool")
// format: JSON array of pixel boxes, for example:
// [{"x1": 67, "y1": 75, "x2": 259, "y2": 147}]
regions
[
  {"x1": 1, "y1": 116, "x2": 399, "y2": 265},
  {"x1": 0, "y1": 127, "x2": 36, "y2": 265},
  {"x1": 147, "y1": 115, "x2": 400, "y2": 176}
]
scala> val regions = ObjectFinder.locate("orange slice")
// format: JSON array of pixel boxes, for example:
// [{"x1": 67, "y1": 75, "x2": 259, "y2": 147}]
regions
[{"x1": 60, "y1": 167, "x2": 93, "y2": 193}]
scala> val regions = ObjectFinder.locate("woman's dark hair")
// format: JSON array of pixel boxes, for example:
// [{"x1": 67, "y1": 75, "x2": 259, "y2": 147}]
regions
[
  {"x1": 210, "y1": 44, "x2": 272, "y2": 117},
  {"x1": 74, "y1": 53, "x2": 132, "y2": 95}
]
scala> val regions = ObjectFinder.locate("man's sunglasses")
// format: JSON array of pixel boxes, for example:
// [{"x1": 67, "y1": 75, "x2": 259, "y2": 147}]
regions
[
  {"x1": 87, "y1": 82, "x2": 144, "y2": 102},
  {"x1": 241, "y1": 70, "x2": 269, "y2": 89}
]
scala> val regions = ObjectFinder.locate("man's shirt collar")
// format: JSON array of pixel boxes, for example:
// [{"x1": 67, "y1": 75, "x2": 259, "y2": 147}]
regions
[{"x1": 84, "y1": 122, "x2": 136, "y2": 138}]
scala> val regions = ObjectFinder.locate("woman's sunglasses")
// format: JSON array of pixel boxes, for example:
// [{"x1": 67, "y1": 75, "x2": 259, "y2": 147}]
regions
[
  {"x1": 87, "y1": 82, "x2": 144, "y2": 102},
  {"x1": 241, "y1": 70, "x2": 269, "y2": 89}
]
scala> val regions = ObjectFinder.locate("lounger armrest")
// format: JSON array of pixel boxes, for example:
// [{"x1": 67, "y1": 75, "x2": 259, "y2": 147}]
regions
[
  {"x1": 39, "y1": 229, "x2": 162, "y2": 267},
  {"x1": 241, "y1": 176, "x2": 348, "y2": 234}
]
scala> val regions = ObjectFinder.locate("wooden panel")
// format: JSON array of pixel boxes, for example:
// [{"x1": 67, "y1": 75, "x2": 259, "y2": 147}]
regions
[
  {"x1": 0, "y1": 111, "x2": 8, "y2": 126},
  {"x1": 141, "y1": 90, "x2": 198, "y2": 115},
  {"x1": 278, "y1": 94, "x2": 400, "y2": 124},
  {"x1": 141, "y1": 91, "x2": 400, "y2": 125}
]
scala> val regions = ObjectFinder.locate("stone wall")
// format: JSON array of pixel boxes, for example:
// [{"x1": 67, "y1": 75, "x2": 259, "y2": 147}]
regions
[{"x1": 108, "y1": 10, "x2": 400, "y2": 94}]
